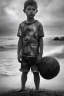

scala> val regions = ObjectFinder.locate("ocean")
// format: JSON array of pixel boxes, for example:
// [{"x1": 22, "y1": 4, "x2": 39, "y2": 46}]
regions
[{"x1": 0, "y1": 36, "x2": 64, "y2": 92}]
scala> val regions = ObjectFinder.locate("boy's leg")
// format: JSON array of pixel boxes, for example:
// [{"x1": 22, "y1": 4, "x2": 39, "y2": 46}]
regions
[
  {"x1": 33, "y1": 72, "x2": 40, "y2": 91},
  {"x1": 21, "y1": 72, "x2": 28, "y2": 90},
  {"x1": 20, "y1": 56, "x2": 30, "y2": 90},
  {"x1": 30, "y1": 57, "x2": 40, "y2": 90}
]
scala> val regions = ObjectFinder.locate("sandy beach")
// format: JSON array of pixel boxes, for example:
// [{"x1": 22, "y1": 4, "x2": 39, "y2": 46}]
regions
[{"x1": 0, "y1": 74, "x2": 63, "y2": 96}]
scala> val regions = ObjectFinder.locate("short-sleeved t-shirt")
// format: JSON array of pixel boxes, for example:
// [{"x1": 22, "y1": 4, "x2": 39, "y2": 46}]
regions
[{"x1": 17, "y1": 20, "x2": 44, "y2": 57}]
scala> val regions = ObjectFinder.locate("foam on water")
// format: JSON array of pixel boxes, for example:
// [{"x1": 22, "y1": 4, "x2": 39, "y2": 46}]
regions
[{"x1": 43, "y1": 45, "x2": 64, "y2": 57}]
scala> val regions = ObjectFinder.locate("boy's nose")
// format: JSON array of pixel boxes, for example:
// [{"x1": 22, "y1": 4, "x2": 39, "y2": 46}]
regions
[
  {"x1": 30, "y1": 10, "x2": 33, "y2": 13},
  {"x1": 30, "y1": 11, "x2": 33, "y2": 14}
]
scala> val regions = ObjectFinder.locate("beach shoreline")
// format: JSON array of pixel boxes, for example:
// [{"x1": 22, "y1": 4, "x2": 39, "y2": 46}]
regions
[{"x1": 0, "y1": 65, "x2": 64, "y2": 94}]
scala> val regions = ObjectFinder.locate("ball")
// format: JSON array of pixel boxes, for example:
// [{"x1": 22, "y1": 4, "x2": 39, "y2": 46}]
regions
[{"x1": 38, "y1": 56, "x2": 60, "y2": 79}]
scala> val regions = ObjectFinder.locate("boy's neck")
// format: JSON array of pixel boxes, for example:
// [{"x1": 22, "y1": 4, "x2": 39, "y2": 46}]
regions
[{"x1": 26, "y1": 17, "x2": 35, "y2": 23}]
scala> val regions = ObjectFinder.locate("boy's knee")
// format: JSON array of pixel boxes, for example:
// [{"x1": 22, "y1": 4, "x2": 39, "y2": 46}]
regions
[
  {"x1": 22, "y1": 72, "x2": 28, "y2": 77},
  {"x1": 33, "y1": 72, "x2": 39, "y2": 77}
]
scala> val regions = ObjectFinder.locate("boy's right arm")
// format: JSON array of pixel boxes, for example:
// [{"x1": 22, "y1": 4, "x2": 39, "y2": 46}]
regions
[
  {"x1": 17, "y1": 24, "x2": 23, "y2": 63},
  {"x1": 17, "y1": 37, "x2": 22, "y2": 63}
]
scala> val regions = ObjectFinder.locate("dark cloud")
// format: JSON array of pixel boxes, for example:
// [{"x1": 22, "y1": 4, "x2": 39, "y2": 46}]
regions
[
  {"x1": 36, "y1": 0, "x2": 53, "y2": 7},
  {"x1": 45, "y1": 20, "x2": 64, "y2": 29},
  {"x1": 0, "y1": 0, "x2": 11, "y2": 15},
  {"x1": 41, "y1": 0, "x2": 64, "y2": 36},
  {"x1": 49, "y1": 5, "x2": 64, "y2": 20},
  {"x1": 0, "y1": 22, "x2": 18, "y2": 36},
  {"x1": 0, "y1": 0, "x2": 21, "y2": 36},
  {"x1": 0, "y1": 0, "x2": 64, "y2": 36}
]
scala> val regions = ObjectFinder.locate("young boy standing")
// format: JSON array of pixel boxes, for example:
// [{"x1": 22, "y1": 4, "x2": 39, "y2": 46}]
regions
[{"x1": 17, "y1": 0, "x2": 44, "y2": 91}]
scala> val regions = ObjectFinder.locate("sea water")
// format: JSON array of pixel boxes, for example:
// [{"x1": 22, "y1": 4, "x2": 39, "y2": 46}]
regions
[{"x1": 0, "y1": 36, "x2": 64, "y2": 92}]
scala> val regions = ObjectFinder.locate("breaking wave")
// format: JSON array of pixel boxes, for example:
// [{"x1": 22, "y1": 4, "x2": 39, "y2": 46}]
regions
[
  {"x1": 0, "y1": 44, "x2": 17, "y2": 51},
  {"x1": 44, "y1": 45, "x2": 64, "y2": 59}
]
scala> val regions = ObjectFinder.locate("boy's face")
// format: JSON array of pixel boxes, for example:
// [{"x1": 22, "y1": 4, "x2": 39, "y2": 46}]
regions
[{"x1": 24, "y1": 5, "x2": 38, "y2": 18}]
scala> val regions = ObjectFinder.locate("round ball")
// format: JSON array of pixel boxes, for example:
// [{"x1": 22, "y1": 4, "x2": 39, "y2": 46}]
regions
[{"x1": 38, "y1": 56, "x2": 60, "y2": 79}]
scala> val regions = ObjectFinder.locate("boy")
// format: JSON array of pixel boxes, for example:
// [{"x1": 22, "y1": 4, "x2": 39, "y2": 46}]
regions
[{"x1": 17, "y1": 0, "x2": 44, "y2": 91}]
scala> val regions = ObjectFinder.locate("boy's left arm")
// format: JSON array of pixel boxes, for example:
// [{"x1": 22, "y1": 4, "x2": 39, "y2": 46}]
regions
[
  {"x1": 37, "y1": 37, "x2": 43, "y2": 62},
  {"x1": 37, "y1": 23, "x2": 44, "y2": 62}
]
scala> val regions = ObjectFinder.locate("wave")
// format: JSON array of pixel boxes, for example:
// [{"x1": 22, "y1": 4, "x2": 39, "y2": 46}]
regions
[
  {"x1": 0, "y1": 73, "x2": 10, "y2": 76},
  {"x1": 0, "y1": 44, "x2": 17, "y2": 51},
  {"x1": 44, "y1": 45, "x2": 64, "y2": 59},
  {"x1": 52, "y1": 52, "x2": 64, "y2": 59},
  {"x1": 0, "y1": 72, "x2": 20, "y2": 76},
  {"x1": 0, "y1": 36, "x2": 18, "y2": 51},
  {"x1": 0, "y1": 73, "x2": 20, "y2": 76}
]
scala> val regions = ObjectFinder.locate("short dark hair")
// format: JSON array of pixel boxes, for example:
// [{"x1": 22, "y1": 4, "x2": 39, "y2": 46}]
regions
[{"x1": 24, "y1": 0, "x2": 38, "y2": 10}]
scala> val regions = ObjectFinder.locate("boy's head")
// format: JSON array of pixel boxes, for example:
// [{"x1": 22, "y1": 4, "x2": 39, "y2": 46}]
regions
[
  {"x1": 23, "y1": 0, "x2": 38, "y2": 19},
  {"x1": 24, "y1": 0, "x2": 38, "y2": 11}
]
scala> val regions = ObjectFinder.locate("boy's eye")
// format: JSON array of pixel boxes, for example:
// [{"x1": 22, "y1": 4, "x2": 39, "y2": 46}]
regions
[
  {"x1": 27, "y1": 8, "x2": 31, "y2": 10},
  {"x1": 32, "y1": 8, "x2": 35, "y2": 11},
  {"x1": 27, "y1": 8, "x2": 35, "y2": 11}
]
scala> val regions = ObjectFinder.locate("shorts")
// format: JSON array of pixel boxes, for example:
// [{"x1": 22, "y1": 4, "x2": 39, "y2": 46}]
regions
[{"x1": 19, "y1": 56, "x2": 38, "y2": 72}]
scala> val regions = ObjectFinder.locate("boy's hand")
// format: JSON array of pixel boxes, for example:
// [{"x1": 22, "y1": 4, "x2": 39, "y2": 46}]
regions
[
  {"x1": 18, "y1": 55, "x2": 22, "y2": 63},
  {"x1": 37, "y1": 53, "x2": 42, "y2": 63}
]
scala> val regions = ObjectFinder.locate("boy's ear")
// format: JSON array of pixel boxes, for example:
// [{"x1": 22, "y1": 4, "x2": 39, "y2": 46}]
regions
[
  {"x1": 23, "y1": 9, "x2": 25, "y2": 13},
  {"x1": 36, "y1": 10, "x2": 38, "y2": 13}
]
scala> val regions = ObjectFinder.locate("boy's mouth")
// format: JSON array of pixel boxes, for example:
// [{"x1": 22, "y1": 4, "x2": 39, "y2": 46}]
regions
[{"x1": 30, "y1": 14, "x2": 34, "y2": 16}]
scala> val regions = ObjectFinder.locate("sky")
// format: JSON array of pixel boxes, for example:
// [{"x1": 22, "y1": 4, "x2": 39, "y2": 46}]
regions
[{"x1": 0, "y1": 0, "x2": 64, "y2": 37}]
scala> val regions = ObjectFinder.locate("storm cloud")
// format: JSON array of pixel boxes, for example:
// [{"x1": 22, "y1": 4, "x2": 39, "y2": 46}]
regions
[{"x1": 0, "y1": 0, "x2": 64, "y2": 36}]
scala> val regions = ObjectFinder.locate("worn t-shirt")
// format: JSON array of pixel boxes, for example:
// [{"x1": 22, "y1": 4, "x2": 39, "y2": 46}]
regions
[{"x1": 17, "y1": 20, "x2": 44, "y2": 57}]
